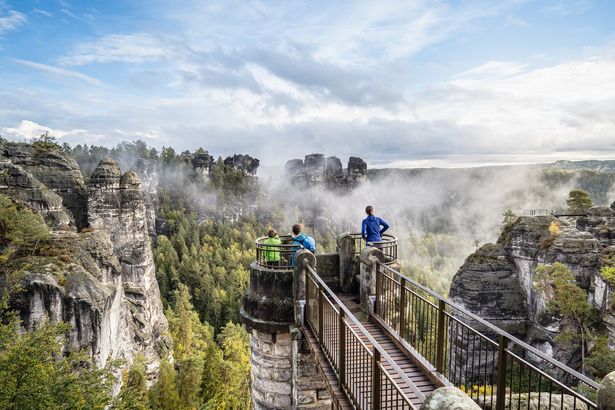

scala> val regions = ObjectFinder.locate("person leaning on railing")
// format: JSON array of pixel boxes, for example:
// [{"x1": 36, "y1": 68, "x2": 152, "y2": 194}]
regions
[
  {"x1": 361, "y1": 205, "x2": 390, "y2": 246},
  {"x1": 263, "y1": 229, "x2": 282, "y2": 267},
  {"x1": 290, "y1": 224, "x2": 316, "y2": 266}
]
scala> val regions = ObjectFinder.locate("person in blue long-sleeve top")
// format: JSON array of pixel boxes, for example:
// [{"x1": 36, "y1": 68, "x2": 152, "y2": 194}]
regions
[{"x1": 361, "y1": 205, "x2": 390, "y2": 244}]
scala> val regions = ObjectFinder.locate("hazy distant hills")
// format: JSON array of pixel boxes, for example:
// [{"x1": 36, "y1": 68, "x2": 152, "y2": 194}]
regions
[
  {"x1": 368, "y1": 159, "x2": 615, "y2": 177},
  {"x1": 545, "y1": 159, "x2": 615, "y2": 172}
]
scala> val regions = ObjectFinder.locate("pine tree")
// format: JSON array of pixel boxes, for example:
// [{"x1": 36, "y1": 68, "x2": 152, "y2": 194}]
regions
[
  {"x1": 534, "y1": 263, "x2": 592, "y2": 371},
  {"x1": 566, "y1": 189, "x2": 592, "y2": 213},
  {"x1": 149, "y1": 359, "x2": 181, "y2": 410},
  {"x1": 112, "y1": 355, "x2": 148, "y2": 410}
]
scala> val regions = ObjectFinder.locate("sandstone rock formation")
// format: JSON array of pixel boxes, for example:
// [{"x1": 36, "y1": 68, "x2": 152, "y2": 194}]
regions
[
  {"x1": 420, "y1": 387, "x2": 481, "y2": 410},
  {"x1": 1, "y1": 141, "x2": 88, "y2": 229},
  {"x1": 285, "y1": 154, "x2": 367, "y2": 190},
  {"x1": 0, "y1": 142, "x2": 170, "y2": 377},
  {"x1": 450, "y1": 209, "x2": 615, "y2": 373},
  {"x1": 224, "y1": 154, "x2": 260, "y2": 176}
]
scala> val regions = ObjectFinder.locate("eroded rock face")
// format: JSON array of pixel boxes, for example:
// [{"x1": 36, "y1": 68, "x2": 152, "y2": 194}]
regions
[
  {"x1": 450, "y1": 213, "x2": 615, "y2": 373},
  {"x1": 224, "y1": 154, "x2": 260, "y2": 176},
  {"x1": 88, "y1": 159, "x2": 170, "y2": 371},
  {"x1": 1, "y1": 141, "x2": 88, "y2": 229},
  {"x1": 0, "y1": 161, "x2": 73, "y2": 230},
  {"x1": 1, "y1": 149, "x2": 170, "y2": 378},
  {"x1": 285, "y1": 154, "x2": 368, "y2": 190}
]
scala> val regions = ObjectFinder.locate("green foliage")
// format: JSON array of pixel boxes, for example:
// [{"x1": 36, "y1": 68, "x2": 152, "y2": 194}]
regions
[
  {"x1": 501, "y1": 209, "x2": 516, "y2": 226},
  {"x1": 600, "y1": 265, "x2": 615, "y2": 287},
  {"x1": 566, "y1": 189, "x2": 593, "y2": 212},
  {"x1": 149, "y1": 359, "x2": 181, "y2": 410},
  {"x1": 0, "y1": 321, "x2": 114, "y2": 410},
  {"x1": 586, "y1": 336, "x2": 615, "y2": 379},
  {"x1": 534, "y1": 263, "x2": 591, "y2": 321},
  {"x1": 113, "y1": 355, "x2": 149, "y2": 410},
  {"x1": 145, "y1": 285, "x2": 251, "y2": 410},
  {"x1": 32, "y1": 131, "x2": 60, "y2": 152},
  {"x1": 534, "y1": 262, "x2": 593, "y2": 370},
  {"x1": 154, "y1": 193, "x2": 260, "y2": 331},
  {"x1": 0, "y1": 194, "x2": 50, "y2": 262}
]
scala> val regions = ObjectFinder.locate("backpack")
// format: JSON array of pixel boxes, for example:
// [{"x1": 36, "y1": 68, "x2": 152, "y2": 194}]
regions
[{"x1": 298, "y1": 235, "x2": 316, "y2": 253}]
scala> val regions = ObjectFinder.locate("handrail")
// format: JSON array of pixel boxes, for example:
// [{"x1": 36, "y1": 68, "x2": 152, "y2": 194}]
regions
[
  {"x1": 305, "y1": 263, "x2": 425, "y2": 403},
  {"x1": 345, "y1": 232, "x2": 398, "y2": 264},
  {"x1": 254, "y1": 235, "x2": 297, "y2": 270},
  {"x1": 377, "y1": 262, "x2": 601, "y2": 390}
]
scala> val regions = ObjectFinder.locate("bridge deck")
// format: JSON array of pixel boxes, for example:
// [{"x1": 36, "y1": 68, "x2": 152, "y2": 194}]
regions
[{"x1": 304, "y1": 293, "x2": 438, "y2": 409}]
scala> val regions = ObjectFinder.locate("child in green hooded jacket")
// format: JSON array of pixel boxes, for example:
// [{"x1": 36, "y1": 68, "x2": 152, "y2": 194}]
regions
[{"x1": 264, "y1": 229, "x2": 282, "y2": 266}]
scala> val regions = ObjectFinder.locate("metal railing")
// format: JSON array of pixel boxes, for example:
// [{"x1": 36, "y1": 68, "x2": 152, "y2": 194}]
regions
[
  {"x1": 374, "y1": 262, "x2": 600, "y2": 410},
  {"x1": 305, "y1": 264, "x2": 423, "y2": 409},
  {"x1": 347, "y1": 233, "x2": 398, "y2": 265},
  {"x1": 522, "y1": 209, "x2": 588, "y2": 217},
  {"x1": 255, "y1": 235, "x2": 297, "y2": 270}
]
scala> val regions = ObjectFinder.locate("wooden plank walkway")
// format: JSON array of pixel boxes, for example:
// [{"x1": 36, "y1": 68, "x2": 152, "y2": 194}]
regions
[{"x1": 303, "y1": 294, "x2": 438, "y2": 409}]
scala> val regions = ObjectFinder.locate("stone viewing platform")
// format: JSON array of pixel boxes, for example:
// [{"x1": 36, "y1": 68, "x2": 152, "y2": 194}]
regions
[{"x1": 242, "y1": 230, "x2": 605, "y2": 410}]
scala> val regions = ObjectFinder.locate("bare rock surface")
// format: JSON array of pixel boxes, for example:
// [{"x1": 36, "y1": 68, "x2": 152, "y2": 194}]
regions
[
  {"x1": 450, "y1": 211, "x2": 615, "y2": 372},
  {"x1": 285, "y1": 154, "x2": 368, "y2": 190},
  {"x1": 0, "y1": 145, "x2": 170, "y2": 377}
]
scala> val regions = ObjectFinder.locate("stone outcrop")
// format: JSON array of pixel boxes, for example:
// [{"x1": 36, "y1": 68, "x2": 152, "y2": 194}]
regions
[
  {"x1": 420, "y1": 387, "x2": 480, "y2": 410},
  {"x1": 1, "y1": 141, "x2": 88, "y2": 229},
  {"x1": 0, "y1": 146, "x2": 170, "y2": 378},
  {"x1": 285, "y1": 154, "x2": 367, "y2": 190},
  {"x1": 88, "y1": 159, "x2": 170, "y2": 371},
  {"x1": 597, "y1": 371, "x2": 615, "y2": 410},
  {"x1": 224, "y1": 154, "x2": 260, "y2": 176},
  {"x1": 450, "y1": 210, "x2": 615, "y2": 373}
]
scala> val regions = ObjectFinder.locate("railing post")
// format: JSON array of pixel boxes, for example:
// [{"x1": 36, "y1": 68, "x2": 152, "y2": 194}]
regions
[
  {"x1": 495, "y1": 335, "x2": 509, "y2": 410},
  {"x1": 339, "y1": 309, "x2": 346, "y2": 386},
  {"x1": 399, "y1": 277, "x2": 407, "y2": 338},
  {"x1": 318, "y1": 287, "x2": 324, "y2": 344},
  {"x1": 375, "y1": 264, "x2": 381, "y2": 315},
  {"x1": 435, "y1": 299, "x2": 446, "y2": 373},
  {"x1": 371, "y1": 348, "x2": 381, "y2": 410}
]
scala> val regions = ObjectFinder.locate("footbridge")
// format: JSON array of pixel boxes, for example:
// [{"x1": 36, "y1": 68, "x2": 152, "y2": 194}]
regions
[{"x1": 241, "y1": 233, "x2": 601, "y2": 409}]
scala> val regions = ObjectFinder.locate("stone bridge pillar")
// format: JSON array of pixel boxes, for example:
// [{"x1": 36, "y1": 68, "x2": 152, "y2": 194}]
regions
[
  {"x1": 359, "y1": 246, "x2": 385, "y2": 316},
  {"x1": 337, "y1": 232, "x2": 360, "y2": 293},
  {"x1": 241, "y1": 250, "x2": 332, "y2": 409},
  {"x1": 241, "y1": 260, "x2": 295, "y2": 409}
]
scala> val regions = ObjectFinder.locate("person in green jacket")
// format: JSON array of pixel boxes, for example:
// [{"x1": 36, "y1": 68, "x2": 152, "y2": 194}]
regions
[{"x1": 264, "y1": 229, "x2": 282, "y2": 266}]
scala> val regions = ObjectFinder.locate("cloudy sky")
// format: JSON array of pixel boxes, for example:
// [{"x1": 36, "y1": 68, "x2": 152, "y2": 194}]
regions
[{"x1": 1, "y1": 0, "x2": 614, "y2": 167}]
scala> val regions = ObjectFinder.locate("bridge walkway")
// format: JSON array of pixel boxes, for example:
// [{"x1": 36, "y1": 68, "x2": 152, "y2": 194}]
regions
[{"x1": 303, "y1": 283, "x2": 439, "y2": 409}]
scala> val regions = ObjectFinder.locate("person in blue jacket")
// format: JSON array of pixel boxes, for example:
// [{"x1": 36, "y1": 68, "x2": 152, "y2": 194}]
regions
[
  {"x1": 290, "y1": 224, "x2": 316, "y2": 265},
  {"x1": 362, "y1": 205, "x2": 390, "y2": 245}
]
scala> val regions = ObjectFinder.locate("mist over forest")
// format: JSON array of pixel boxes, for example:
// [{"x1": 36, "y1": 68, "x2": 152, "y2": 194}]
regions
[{"x1": 63, "y1": 139, "x2": 615, "y2": 294}]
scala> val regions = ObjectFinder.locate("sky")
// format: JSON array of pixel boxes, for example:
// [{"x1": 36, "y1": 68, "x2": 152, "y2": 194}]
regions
[{"x1": 1, "y1": 0, "x2": 614, "y2": 168}]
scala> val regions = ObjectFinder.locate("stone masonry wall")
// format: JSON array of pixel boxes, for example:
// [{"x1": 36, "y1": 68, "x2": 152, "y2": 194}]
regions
[
  {"x1": 292, "y1": 329, "x2": 333, "y2": 409},
  {"x1": 250, "y1": 329, "x2": 294, "y2": 409},
  {"x1": 250, "y1": 327, "x2": 333, "y2": 409}
]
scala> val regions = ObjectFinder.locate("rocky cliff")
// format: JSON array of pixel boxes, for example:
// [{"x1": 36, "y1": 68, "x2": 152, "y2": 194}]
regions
[
  {"x1": 0, "y1": 141, "x2": 170, "y2": 377},
  {"x1": 449, "y1": 207, "x2": 615, "y2": 371},
  {"x1": 285, "y1": 154, "x2": 367, "y2": 190}
]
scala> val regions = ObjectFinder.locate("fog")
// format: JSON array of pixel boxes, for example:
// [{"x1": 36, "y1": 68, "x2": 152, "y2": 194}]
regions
[{"x1": 257, "y1": 160, "x2": 604, "y2": 293}]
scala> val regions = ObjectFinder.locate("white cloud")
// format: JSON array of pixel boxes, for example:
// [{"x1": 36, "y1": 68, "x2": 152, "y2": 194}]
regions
[
  {"x1": 548, "y1": 0, "x2": 593, "y2": 16},
  {"x1": 11, "y1": 58, "x2": 105, "y2": 86},
  {"x1": 33, "y1": 8, "x2": 53, "y2": 17},
  {"x1": 0, "y1": 120, "x2": 104, "y2": 143},
  {"x1": 0, "y1": 9, "x2": 26, "y2": 34},
  {"x1": 59, "y1": 33, "x2": 177, "y2": 66},
  {"x1": 455, "y1": 61, "x2": 528, "y2": 79}
]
